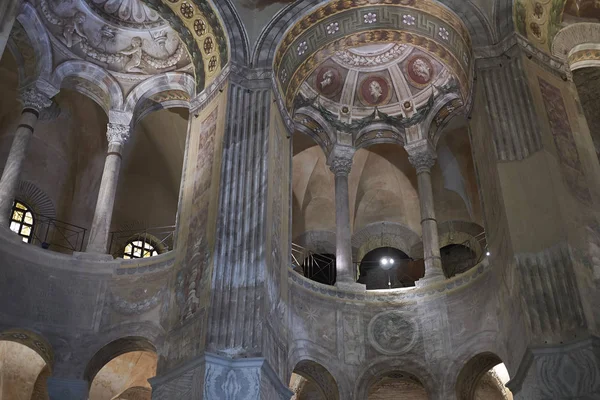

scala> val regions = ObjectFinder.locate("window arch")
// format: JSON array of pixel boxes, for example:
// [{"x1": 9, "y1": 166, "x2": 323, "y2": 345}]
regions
[
  {"x1": 9, "y1": 200, "x2": 35, "y2": 243},
  {"x1": 123, "y1": 237, "x2": 159, "y2": 259}
]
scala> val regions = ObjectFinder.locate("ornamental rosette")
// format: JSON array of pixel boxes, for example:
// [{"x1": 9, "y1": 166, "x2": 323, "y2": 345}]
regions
[
  {"x1": 106, "y1": 123, "x2": 131, "y2": 144},
  {"x1": 19, "y1": 88, "x2": 52, "y2": 113}
]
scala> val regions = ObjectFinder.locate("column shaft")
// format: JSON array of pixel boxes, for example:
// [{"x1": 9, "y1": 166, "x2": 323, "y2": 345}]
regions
[
  {"x1": 334, "y1": 172, "x2": 353, "y2": 282},
  {"x1": 417, "y1": 169, "x2": 443, "y2": 280},
  {"x1": 86, "y1": 142, "x2": 124, "y2": 253},
  {"x1": 0, "y1": 110, "x2": 39, "y2": 225}
]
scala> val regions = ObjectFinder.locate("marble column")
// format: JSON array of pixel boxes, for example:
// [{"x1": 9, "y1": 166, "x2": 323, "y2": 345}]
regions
[
  {"x1": 0, "y1": 87, "x2": 51, "y2": 227},
  {"x1": 406, "y1": 139, "x2": 444, "y2": 283},
  {"x1": 46, "y1": 378, "x2": 88, "y2": 400},
  {"x1": 86, "y1": 122, "x2": 130, "y2": 253},
  {"x1": 328, "y1": 145, "x2": 356, "y2": 285}
]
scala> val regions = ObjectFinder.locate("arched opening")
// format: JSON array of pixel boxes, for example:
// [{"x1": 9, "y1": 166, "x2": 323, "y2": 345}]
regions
[
  {"x1": 289, "y1": 360, "x2": 339, "y2": 400},
  {"x1": 358, "y1": 246, "x2": 423, "y2": 289},
  {"x1": 110, "y1": 107, "x2": 189, "y2": 257},
  {"x1": 9, "y1": 200, "x2": 35, "y2": 243},
  {"x1": 85, "y1": 337, "x2": 157, "y2": 400},
  {"x1": 367, "y1": 371, "x2": 428, "y2": 399},
  {"x1": 441, "y1": 243, "x2": 477, "y2": 278},
  {"x1": 0, "y1": 329, "x2": 54, "y2": 400},
  {"x1": 456, "y1": 353, "x2": 512, "y2": 400}
]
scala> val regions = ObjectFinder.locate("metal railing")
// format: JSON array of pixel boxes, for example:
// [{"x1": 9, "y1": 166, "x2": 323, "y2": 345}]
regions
[
  {"x1": 109, "y1": 225, "x2": 176, "y2": 257},
  {"x1": 30, "y1": 214, "x2": 87, "y2": 252},
  {"x1": 292, "y1": 243, "x2": 336, "y2": 285}
]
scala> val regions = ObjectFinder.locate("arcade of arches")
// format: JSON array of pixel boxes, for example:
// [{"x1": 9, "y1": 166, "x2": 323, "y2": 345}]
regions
[{"x1": 0, "y1": 0, "x2": 599, "y2": 399}]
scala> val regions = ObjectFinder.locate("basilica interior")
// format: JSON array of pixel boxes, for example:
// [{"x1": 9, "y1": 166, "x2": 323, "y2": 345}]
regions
[{"x1": 0, "y1": 0, "x2": 599, "y2": 399}]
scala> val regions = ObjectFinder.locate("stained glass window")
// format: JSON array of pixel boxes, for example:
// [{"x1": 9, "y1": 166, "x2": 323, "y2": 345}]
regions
[
  {"x1": 10, "y1": 201, "x2": 34, "y2": 243},
  {"x1": 123, "y1": 239, "x2": 158, "y2": 259}
]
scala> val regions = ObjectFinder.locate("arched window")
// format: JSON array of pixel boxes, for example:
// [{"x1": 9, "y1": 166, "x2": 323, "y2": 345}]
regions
[
  {"x1": 123, "y1": 239, "x2": 159, "y2": 259},
  {"x1": 10, "y1": 200, "x2": 35, "y2": 243}
]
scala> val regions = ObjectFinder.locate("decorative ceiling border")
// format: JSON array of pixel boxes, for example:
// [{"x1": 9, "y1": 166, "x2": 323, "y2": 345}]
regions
[
  {"x1": 142, "y1": 0, "x2": 229, "y2": 93},
  {"x1": 273, "y1": 1, "x2": 472, "y2": 112}
]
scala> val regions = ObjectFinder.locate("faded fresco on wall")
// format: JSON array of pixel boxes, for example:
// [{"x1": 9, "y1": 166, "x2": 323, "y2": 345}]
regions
[
  {"x1": 175, "y1": 107, "x2": 218, "y2": 323},
  {"x1": 538, "y1": 78, "x2": 592, "y2": 205}
]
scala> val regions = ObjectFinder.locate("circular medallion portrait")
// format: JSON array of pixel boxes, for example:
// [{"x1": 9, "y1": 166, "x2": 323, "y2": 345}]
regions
[
  {"x1": 314, "y1": 67, "x2": 343, "y2": 97},
  {"x1": 406, "y1": 56, "x2": 435, "y2": 86},
  {"x1": 359, "y1": 76, "x2": 391, "y2": 106},
  {"x1": 368, "y1": 310, "x2": 418, "y2": 355}
]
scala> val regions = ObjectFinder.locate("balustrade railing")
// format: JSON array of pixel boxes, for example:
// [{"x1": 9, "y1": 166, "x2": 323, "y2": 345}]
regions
[
  {"x1": 292, "y1": 243, "x2": 336, "y2": 285},
  {"x1": 30, "y1": 214, "x2": 87, "y2": 252}
]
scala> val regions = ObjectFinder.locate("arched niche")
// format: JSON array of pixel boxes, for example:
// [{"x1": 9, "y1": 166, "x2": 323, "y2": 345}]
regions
[
  {"x1": 456, "y1": 352, "x2": 513, "y2": 400},
  {"x1": 0, "y1": 329, "x2": 54, "y2": 400},
  {"x1": 368, "y1": 371, "x2": 428, "y2": 399},
  {"x1": 290, "y1": 360, "x2": 340, "y2": 400},
  {"x1": 356, "y1": 360, "x2": 434, "y2": 400},
  {"x1": 84, "y1": 336, "x2": 157, "y2": 400}
]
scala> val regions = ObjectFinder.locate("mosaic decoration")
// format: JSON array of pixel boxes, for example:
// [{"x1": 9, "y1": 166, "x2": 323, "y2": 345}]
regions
[
  {"x1": 314, "y1": 66, "x2": 343, "y2": 97},
  {"x1": 514, "y1": 0, "x2": 567, "y2": 51},
  {"x1": 406, "y1": 55, "x2": 434, "y2": 86},
  {"x1": 538, "y1": 78, "x2": 592, "y2": 205},
  {"x1": 569, "y1": 47, "x2": 600, "y2": 68},
  {"x1": 358, "y1": 75, "x2": 391, "y2": 106},
  {"x1": 274, "y1": 0, "x2": 472, "y2": 111},
  {"x1": 144, "y1": 0, "x2": 228, "y2": 92}
]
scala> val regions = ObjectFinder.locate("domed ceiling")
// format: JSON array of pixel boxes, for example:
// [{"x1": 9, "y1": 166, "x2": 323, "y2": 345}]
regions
[
  {"x1": 35, "y1": 0, "x2": 228, "y2": 91},
  {"x1": 300, "y1": 44, "x2": 453, "y2": 119}
]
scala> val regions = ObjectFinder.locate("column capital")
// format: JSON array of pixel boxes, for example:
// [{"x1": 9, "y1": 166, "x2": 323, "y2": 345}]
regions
[
  {"x1": 406, "y1": 139, "x2": 436, "y2": 173},
  {"x1": 106, "y1": 123, "x2": 131, "y2": 145},
  {"x1": 328, "y1": 145, "x2": 355, "y2": 176},
  {"x1": 19, "y1": 87, "x2": 52, "y2": 113}
]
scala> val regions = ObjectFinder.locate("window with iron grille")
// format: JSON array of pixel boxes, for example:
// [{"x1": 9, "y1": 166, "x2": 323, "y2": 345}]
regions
[
  {"x1": 10, "y1": 200, "x2": 34, "y2": 243},
  {"x1": 123, "y1": 238, "x2": 159, "y2": 259}
]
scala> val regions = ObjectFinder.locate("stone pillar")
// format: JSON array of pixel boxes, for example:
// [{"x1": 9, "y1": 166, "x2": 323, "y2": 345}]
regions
[
  {"x1": 86, "y1": 121, "x2": 130, "y2": 253},
  {"x1": 508, "y1": 337, "x2": 600, "y2": 399},
  {"x1": 328, "y1": 145, "x2": 356, "y2": 286},
  {"x1": 406, "y1": 139, "x2": 444, "y2": 283},
  {"x1": 0, "y1": 87, "x2": 51, "y2": 227},
  {"x1": 0, "y1": 0, "x2": 22, "y2": 59},
  {"x1": 46, "y1": 378, "x2": 88, "y2": 400}
]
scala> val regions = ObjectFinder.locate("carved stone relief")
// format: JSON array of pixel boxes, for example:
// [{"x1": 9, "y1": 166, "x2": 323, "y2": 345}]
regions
[{"x1": 367, "y1": 310, "x2": 419, "y2": 356}]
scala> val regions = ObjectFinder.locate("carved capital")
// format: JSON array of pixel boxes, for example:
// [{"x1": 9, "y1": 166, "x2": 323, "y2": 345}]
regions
[
  {"x1": 406, "y1": 140, "x2": 436, "y2": 173},
  {"x1": 19, "y1": 88, "x2": 52, "y2": 113},
  {"x1": 328, "y1": 145, "x2": 355, "y2": 177},
  {"x1": 106, "y1": 123, "x2": 130, "y2": 145},
  {"x1": 329, "y1": 157, "x2": 353, "y2": 176}
]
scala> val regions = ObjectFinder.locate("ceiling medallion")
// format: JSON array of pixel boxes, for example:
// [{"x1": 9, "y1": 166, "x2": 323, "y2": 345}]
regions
[
  {"x1": 358, "y1": 76, "x2": 392, "y2": 106},
  {"x1": 406, "y1": 56, "x2": 435, "y2": 87},
  {"x1": 314, "y1": 66, "x2": 343, "y2": 97}
]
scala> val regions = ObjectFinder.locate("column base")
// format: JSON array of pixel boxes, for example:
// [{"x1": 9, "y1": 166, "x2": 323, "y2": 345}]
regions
[
  {"x1": 507, "y1": 336, "x2": 600, "y2": 399},
  {"x1": 335, "y1": 281, "x2": 366, "y2": 292},
  {"x1": 150, "y1": 353, "x2": 292, "y2": 399},
  {"x1": 47, "y1": 378, "x2": 88, "y2": 400}
]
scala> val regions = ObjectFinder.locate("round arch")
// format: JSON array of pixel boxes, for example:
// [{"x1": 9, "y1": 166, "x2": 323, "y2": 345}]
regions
[
  {"x1": 124, "y1": 72, "x2": 195, "y2": 115},
  {"x1": 83, "y1": 336, "x2": 156, "y2": 384},
  {"x1": 455, "y1": 352, "x2": 511, "y2": 400},
  {"x1": 0, "y1": 328, "x2": 54, "y2": 369},
  {"x1": 291, "y1": 359, "x2": 340, "y2": 400},
  {"x1": 355, "y1": 358, "x2": 435, "y2": 399},
  {"x1": 51, "y1": 60, "x2": 124, "y2": 114},
  {"x1": 16, "y1": 3, "x2": 53, "y2": 81}
]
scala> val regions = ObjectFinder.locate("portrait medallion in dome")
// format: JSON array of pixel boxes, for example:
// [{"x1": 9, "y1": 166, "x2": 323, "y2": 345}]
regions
[
  {"x1": 368, "y1": 310, "x2": 419, "y2": 355},
  {"x1": 406, "y1": 56, "x2": 435, "y2": 87},
  {"x1": 358, "y1": 76, "x2": 391, "y2": 106},
  {"x1": 314, "y1": 67, "x2": 343, "y2": 98}
]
